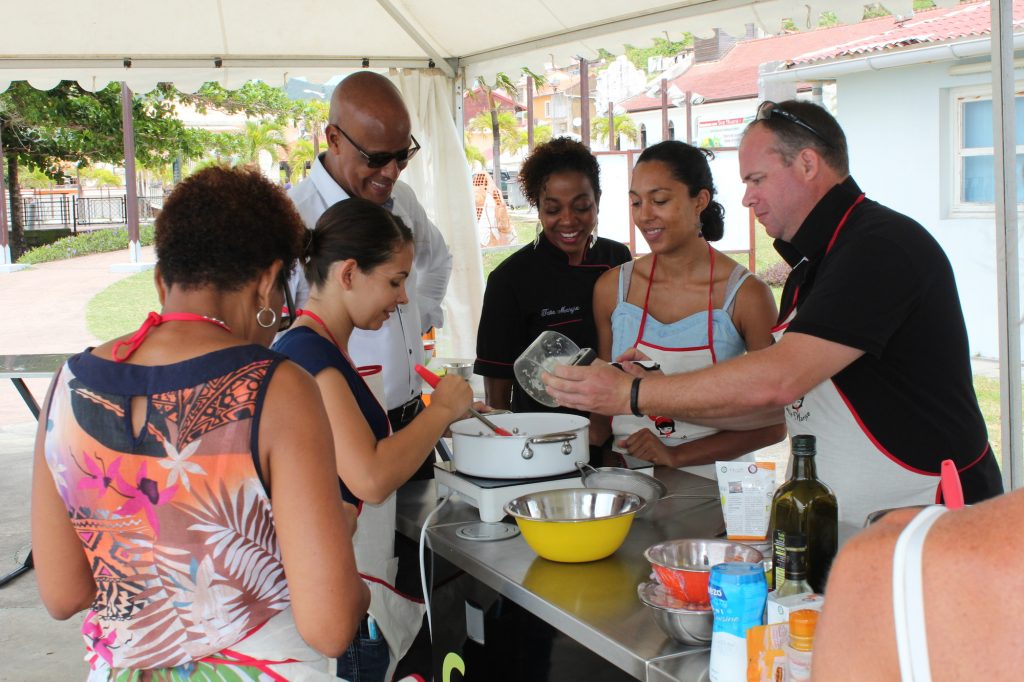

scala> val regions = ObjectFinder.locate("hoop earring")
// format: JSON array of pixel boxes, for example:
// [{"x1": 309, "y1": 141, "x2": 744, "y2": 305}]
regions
[{"x1": 256, "y1": 306, "x2": 277, "y2": 329}]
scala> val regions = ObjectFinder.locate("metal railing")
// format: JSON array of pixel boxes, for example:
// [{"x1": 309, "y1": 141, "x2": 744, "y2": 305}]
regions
[{"x1": 11, "y1": 195, "x2": 162, "y2": 232}]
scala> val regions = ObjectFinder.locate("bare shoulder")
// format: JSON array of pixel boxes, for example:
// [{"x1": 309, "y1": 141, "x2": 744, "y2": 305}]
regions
[{"x1": 814, "y1": 514, "x2": 912, "y2": 681}]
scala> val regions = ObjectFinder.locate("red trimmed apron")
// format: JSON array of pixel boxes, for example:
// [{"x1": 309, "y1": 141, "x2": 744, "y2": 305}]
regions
[
  {"x1": 612, "y1": 247, "x2": 748, "y2": 479},
  {"x1": 771, "y1": 194, "x2": 985, "y2": 543}
]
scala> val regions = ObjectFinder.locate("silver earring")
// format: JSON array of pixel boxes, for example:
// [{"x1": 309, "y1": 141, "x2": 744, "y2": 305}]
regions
[
  {"x1": 256, "y1": 306, "x2": 277, "y2": 329},
  {"x1": 533, "y1": 222, "x2": 542, "y2": 248},
  {"x1": 697, "y1": 218, "x2": 704, "y2": 240},
  {"x1": 589, "y1": 232, "x2": 597, "y2": 248}
]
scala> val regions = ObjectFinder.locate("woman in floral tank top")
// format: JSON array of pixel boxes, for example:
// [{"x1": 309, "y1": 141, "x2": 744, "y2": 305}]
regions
[{"x1": 31, "y1": 167, "x2": 369, "y2": 681}]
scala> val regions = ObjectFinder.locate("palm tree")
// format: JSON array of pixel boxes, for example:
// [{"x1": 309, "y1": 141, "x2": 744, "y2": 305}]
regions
[
  {"x1": 473, "y1": 73, "x2": 521, "y2": 193},
  {"x1": 234, "y1": 120, "x2": 288, "y2": 166},
  {"x1": 288, "y1": 139, "x2": 315, "y2": 181},
  {"x1": 469, "y1": 110, "x2": 527, "y2": 158},
  {"x1": 463, "y1": 135, "x2": 487, "y2": 169},
  {"x1": 532, "y1": 124, "x2": 553, "y2": 147},
  {"x1": 592, "y1": 114, "x2": 640, "y2": 149}
]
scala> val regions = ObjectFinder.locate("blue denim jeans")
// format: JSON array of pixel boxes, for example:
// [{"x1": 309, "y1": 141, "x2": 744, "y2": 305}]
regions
[{"x1": 337, "y1": 625, "x2": 390, "y2": 682}]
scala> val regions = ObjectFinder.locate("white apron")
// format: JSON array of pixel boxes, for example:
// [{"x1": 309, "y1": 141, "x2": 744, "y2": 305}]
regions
[
  {"x1": 612, "y1": 248, "x2": 752, "y2": 480},
  {"x1": 772, "y1": 193, "x2": 939, "y2": 544},
  {"x1": 353, "y1": 364, "x2": 426, "y2": 682}
]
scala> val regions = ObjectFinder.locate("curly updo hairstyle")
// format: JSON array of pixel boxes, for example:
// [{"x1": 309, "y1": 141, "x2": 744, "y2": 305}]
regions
[
  {"x1": 635, "y1": 141, "x2": 725, "y2": 242},
  {"x1": 518, "y1": 137, "x2": 601, "y2": 207},
  {"x1": 155, "y1": 165, "x2": 305, "y2": 290},
  {"x1": 303, "y1": 197, "x2": 413, "y2": 290}
]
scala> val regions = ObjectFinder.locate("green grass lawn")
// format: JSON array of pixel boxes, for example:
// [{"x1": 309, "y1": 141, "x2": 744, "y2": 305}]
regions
[{"x1": 86, "y1": 270, "x2": 159, "y2": 341}]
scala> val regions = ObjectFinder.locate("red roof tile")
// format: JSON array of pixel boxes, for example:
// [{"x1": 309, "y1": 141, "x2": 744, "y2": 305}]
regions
[
  {"x1": 792, "y1": 0, "x2": 1023, "y2": 64},
  {"x1": 622, "y1": 1, "x2": 1017, "y2": 112}
]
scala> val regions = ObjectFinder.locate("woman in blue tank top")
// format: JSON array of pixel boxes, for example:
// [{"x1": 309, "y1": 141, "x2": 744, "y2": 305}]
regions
[{"x1": 592, "y1": 141, "x2": 786, "y2": 477}]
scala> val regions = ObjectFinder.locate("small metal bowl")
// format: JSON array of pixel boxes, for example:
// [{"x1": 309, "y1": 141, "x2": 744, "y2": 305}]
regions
[
  {"x1": 504, "y1": 488, "x2": 644, "y2": 562},
  {"x1": 577, "y1": 462, "x2": 667, "y2": 515},
  {"x1": 637, "y1": 580, "x2": 713, "y2": 645}
]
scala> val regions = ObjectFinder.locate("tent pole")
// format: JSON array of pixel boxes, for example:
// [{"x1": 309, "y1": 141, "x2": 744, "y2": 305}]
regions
[
  {"x1": 579, "y1": 57, "x2": 590, "y2": 148},
  {"x1": 527, "y1": 76, "x2": 535, "y2": 151},
  {"x1": 991, "y1": 0, "x2": 1021, "y2": 491},
  {"x1": 0, "y1": 124, "x2": 10, "y2": 265},
  {"x1": 121, "y1": 82, "x2": 140, "y2": 263}
]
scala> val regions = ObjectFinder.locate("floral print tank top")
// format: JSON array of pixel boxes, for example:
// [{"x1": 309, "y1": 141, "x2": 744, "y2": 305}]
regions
[{"x1": 42, "y1": 345, "x2": 291, "y2": 672}]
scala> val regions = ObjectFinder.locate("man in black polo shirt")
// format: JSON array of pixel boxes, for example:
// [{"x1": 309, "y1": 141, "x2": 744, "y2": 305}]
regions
[{"x1": 544, "y1": 100, "x2": 1003, "y2": 541}]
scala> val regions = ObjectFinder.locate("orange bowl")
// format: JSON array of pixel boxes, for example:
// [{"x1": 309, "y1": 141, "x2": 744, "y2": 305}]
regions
[
  {"x1": 644, "y1": 539, "x2": 765, "y2": 607},
  {"x1": 650, "y1": 564, "x2": 710, "y2": 605}
]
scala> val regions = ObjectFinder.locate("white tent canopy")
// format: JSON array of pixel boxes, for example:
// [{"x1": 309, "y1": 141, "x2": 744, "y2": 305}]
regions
[{"x1": 0, "y1": 0, "x2": 959, "y2": 93}]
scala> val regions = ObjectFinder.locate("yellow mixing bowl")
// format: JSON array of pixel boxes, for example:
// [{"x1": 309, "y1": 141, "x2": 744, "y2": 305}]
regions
[{"x1": 504, "y1": 488, "x2": 644, "y2": 563}]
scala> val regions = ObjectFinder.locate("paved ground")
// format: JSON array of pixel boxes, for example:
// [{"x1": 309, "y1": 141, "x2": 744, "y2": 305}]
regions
[
  {"x1": 0, "y1": 247, "x2": 154, "y2": 681},
  {"x1": 0, "y1": 246, "x2": 1003, "y2": 680}
]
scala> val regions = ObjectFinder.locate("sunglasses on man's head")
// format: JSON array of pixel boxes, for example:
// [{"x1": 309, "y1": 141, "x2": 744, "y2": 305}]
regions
[
  {"x1": 755, "y1": 101, "x2": 833, "y2": 148},
  {"x1": 330, "y1": 123, "x2": 421, "y2": 169}
]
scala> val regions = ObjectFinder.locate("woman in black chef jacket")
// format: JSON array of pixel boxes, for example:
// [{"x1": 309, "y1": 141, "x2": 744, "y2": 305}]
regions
[{"x1": 474, "y1": 137, "x2": 632, "y2": 423}]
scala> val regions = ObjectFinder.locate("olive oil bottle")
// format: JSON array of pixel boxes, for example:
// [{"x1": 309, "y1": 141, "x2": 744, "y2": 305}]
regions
[{"x1": 769, "y1": 435, "x2": 837, "y2": 593}]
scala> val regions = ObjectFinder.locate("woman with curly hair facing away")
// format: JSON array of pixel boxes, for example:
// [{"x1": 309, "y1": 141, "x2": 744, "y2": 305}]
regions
[
  {"x1": 272, "y1": 198, "x2": 472, "y2": 682},
  {"x1": 592, "y1": 141, "x2": 785, "y2": 477},
  {"x1": 31, "y1": 166, "x2": 369, "y2": 680},
  {"x1": 474, "y1": 137, "x2": 632, "y2": 420}
]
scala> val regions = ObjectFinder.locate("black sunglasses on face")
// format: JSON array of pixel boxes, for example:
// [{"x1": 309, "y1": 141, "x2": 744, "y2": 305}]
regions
[
  {"x1": 755, "y1": 101, "x2": 833, "y2": 148},
  {"x1": 329, "y1": 123, "x2": 421, "y2": 169},
  {"x1": 279, "y1": 274, "x2": 296, "y2": 331}
]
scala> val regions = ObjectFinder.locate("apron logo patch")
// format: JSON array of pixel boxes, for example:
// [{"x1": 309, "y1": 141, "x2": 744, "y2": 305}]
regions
[
  {"x1": 648, "y1": 415, "x2": 676, "y2": 436},
  {"x1": 786, "y1": 396, "x2": 811, "y2": 422}
]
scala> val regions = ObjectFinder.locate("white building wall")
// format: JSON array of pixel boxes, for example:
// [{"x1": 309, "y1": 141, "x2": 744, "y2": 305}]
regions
[{"x1": 835, "y1": 61, "x2": 1019, "y2": 358}]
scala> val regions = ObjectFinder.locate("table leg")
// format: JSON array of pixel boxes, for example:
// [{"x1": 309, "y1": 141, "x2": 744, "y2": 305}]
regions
[
  {"x1": 0, "y1": 550, "x2": 33, "y2": 588},
  {"x1": 12, "y1": 377, "x2": 41, "y2": 420},
  {"x1": 2, "y1": 378, "x2": 41, "y2": 587}
]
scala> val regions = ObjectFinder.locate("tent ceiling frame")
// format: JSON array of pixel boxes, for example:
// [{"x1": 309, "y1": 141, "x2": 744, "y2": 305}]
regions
[
  {"x1": 458, "y1": 0, "x2": 754, "y2": 65},
  {"x1": 375, "y1": 0, "x2": 457, "y2": 77}
]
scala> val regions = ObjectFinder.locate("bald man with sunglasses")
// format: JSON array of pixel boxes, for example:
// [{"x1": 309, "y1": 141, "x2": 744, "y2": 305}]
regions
[{"x1": 289, "y1": 71, "x2": 452, "y2": 437}]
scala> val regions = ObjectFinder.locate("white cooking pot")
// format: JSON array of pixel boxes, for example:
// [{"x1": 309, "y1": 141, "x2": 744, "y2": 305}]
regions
[{"x1": 449, "y1": 412, "x2": 589, "y2": 479}]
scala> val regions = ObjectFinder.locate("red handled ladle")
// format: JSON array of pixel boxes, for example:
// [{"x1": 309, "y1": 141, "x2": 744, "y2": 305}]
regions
[{"x1": 414, "y1": 364, "x2": 513, "y2": 436}]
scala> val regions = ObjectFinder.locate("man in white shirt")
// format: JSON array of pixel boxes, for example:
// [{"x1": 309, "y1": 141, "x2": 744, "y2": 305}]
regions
[{"x1": 289, "y1": 71, "x2": 453, "y2": 438}]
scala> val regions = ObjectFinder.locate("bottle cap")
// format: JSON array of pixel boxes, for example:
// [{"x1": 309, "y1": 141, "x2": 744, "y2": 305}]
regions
[
  {"x1": 791, "y1": 434, "x2": 816, "y2": 455},
  {"x1": 789, "y1": 609, "x2": 819, "y2": 638}
]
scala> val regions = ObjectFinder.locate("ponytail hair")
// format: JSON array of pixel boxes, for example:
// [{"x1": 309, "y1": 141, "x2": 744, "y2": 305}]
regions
[
  {"x1": 635, "y1": 141, "x2": 725, "y2": 242},
  {"x1": 303, "y1": 197, "x2": 413, "y2": 288}
]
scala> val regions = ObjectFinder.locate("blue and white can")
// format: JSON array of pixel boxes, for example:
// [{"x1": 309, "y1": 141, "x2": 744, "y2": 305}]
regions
[{"x1": 708, "y1": 562, "x2": 768, "y2": 682}]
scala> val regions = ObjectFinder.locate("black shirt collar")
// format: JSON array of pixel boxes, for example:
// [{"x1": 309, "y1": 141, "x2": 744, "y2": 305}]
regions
[
  {"x1": 534, "y1": 231, "x2": 597, "y2": 266},
  {"x1": 774, "y1": 176, "x2": 863, "y2": 266}
]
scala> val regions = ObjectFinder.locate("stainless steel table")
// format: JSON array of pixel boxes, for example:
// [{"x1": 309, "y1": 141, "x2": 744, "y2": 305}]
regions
[
  {"x1": 0, "y1": 353, "x2": 69, "y2": 587},
  {"x1": 396, "y1": 467, "x2": 722, "y2": 681}
]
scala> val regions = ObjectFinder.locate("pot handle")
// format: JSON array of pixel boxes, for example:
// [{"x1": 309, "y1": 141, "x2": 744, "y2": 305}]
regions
[
  {"x1": 576, "y1": 461, "x2": 597, "y2": 480},
  {"x1": 520, "y1": 431, "x2": 579, "y2": 460},
  {"x1": 527, "y1": 431, "x2": 578, "y2": 445}
]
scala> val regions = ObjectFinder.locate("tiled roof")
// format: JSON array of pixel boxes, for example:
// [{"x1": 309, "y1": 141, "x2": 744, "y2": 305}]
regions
[
  {"x1": 792, "y1": 0, "x2": 1023, "y2": 64},
  {"x1": 621, "y1": 1, "x2": 1014, "y2": 112}
]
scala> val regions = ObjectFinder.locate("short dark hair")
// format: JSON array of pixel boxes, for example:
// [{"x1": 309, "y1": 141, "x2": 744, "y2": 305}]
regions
[
  {"x1": 518, "y1": 137, "x2": 601, "y2": 207},
  {"x1": 155, "y1": 165, "x2": 304, "y2": 290},
  {"x1": 747, "y1": 100, "x2": 849, "y2": 176},
  {"x1": 303, "y1": 197, "x2": 414, "y2": 289},
  {"x1": 636, "y1": 141, "x2": 726, "y2": 242}
]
